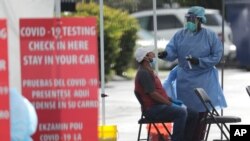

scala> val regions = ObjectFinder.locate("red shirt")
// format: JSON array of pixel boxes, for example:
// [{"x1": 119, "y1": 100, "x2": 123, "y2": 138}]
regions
[{"x1": 134, "y1": 67, "x2": 169, "y2": 111}]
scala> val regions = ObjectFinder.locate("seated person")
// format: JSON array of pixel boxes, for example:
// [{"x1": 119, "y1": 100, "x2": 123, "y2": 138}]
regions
[{"x1": 134, "y1": 47, "x2": 198, "y2": 141}]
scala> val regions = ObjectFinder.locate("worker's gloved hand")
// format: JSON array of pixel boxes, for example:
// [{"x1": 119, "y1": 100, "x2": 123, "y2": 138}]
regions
[
  {"x1": 171, "y1": 102, "x2": 180, "y2": 107},
  {"x1": 186, "y1": 56, "x2": 199, "y2": 65},
  {"x1": 172, "y1": 99, "x2": 183, "y2": 106},
  {"x1": 158, "y1": 51, "x2": 167, "y2": 59}
]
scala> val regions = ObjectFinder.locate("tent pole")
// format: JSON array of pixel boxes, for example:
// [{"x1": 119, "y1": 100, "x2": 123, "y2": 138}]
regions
[
  {"x1": 152, "y1": 0, "x2": 158, "y2": 73},
  {"x1": 55, "y1": 0, "x2": 61, "y2": 17},
  {"x1": 221, "y1": 0, "x2": 225, "y2": 140},
  {"x1": 99, "y1": 0, "x2": 106, "y2": 125}
]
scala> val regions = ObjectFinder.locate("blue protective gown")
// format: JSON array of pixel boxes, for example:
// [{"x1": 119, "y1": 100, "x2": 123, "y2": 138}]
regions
[
  {"x1": 163, "y1": 28, "x2": 227, "y2": 112},
  {"x1": 163, "y1": 66, "x2": 178, "y2": 100},
  {"x1": 10, "y1": 88, "x2": 38, "y2": 141}
]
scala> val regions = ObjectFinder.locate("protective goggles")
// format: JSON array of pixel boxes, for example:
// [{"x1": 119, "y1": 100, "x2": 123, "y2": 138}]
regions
[{"x1": 185, "y1": 13, "x2": 197, "y2": 22}]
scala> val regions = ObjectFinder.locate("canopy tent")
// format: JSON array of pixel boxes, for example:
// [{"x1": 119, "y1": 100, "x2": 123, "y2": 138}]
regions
[{"x1": 0, "y1": 0, "x2": 54, "y2": 92}]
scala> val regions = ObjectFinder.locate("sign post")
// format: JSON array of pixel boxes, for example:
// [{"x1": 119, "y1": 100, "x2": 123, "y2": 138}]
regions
[{"x1": 20, "y1": 17, "x2": 99, "y2": 141}]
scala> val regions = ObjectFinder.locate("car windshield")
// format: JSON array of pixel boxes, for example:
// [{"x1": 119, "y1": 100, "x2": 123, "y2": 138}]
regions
[
  {"x1": 137, "y1": 29, "x2": 154, "y2": 39},
  {"x1": 204, "y1": 13, "x2": 222, "y2": 26},
  {"x1": 137, "y1": 15, "x2": 183, "y2": 31}
]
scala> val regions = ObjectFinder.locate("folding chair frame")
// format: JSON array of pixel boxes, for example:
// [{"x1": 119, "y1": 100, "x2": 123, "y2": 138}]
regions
[
  {"x1": 246, "y1": 86, "x2": 250, "y2": 97},
  {"x1": 194, "y1": 88, "x2": 241, "y2": 141},
  {"x1": 137, "y1": 113, "x2": 172, "y2": 141}
]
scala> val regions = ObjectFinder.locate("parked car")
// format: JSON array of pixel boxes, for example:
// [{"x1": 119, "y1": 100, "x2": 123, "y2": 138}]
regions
[{"x1": 131, "y1": 8, "x2": 237, "y2": 67}]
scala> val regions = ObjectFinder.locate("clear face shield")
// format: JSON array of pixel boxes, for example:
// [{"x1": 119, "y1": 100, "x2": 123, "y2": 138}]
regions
[{"x1": 185, "y1": 13, "x2": 197, "y2": 23}]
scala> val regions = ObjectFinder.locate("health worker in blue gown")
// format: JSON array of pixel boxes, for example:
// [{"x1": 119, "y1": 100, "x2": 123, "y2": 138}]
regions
[{"x1": 158, "y1": 6, "x2": 227, "y2": 141}]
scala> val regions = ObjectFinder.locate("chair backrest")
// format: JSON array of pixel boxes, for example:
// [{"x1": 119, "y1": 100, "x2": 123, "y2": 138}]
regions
[
  {"x1": 194, "y1": 88, "x2": 211, "y2": 103},
  {"x1": 194, "y1": 88, "x2": 220, "y2": 116},
  {"x1": 246, "y1": 86, "x2": 250, "y2": 97}
]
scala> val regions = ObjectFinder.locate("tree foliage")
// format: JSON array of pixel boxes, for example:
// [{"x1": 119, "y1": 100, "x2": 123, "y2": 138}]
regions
[{"x1": 72, "y1": 2, "x2": 139, "y2": 80}]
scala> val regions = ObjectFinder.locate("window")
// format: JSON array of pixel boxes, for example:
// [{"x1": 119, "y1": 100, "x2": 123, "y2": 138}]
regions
[
  {"x1": 205, "y1": 14, "x2": 222, "y2": 26},
  {"x1": 137, "y1": 15, "x2": 183, "y2": 31},
  {"x1": 137, "y1": 17, "x2": 151, "y2": 30},
  {"x1": 157, "y1": 15, "x2": 183, "y2": 30}
]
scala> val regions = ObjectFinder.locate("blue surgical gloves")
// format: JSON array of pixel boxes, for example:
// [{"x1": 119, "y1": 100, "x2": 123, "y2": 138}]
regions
[
  {"x1": 171, "y1": 99, "x2": 187, "y2": 109},
  {"x1": 158, "y1": 51, "x2": 168, "y2": 59},
  {"x1": 172, "y1": 99, "x2": 183, "y2": 106}
]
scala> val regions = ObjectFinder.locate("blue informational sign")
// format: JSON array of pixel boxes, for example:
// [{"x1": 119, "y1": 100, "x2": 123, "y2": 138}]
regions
[{"x1": 225, "y1": 0, "x2": 250, "y2": 69}]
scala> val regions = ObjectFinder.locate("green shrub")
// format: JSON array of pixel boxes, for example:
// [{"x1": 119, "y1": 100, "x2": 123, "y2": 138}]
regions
[{"x1": 73, "y1": 2, "x2": 139, "y2": 80}]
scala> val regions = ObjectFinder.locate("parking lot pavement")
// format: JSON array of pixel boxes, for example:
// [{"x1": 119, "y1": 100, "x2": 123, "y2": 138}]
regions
[{"x1": 99, "y1": 68, "x2": 250, "y2": 141}]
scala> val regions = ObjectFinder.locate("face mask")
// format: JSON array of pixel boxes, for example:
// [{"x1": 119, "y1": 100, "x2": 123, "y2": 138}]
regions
[
  {"x1": 150, "y1": 58, "x2": 156, "y2": 68},
  {"x1": 185, "y1": 21, "x2": 197, "y2": 32}
]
